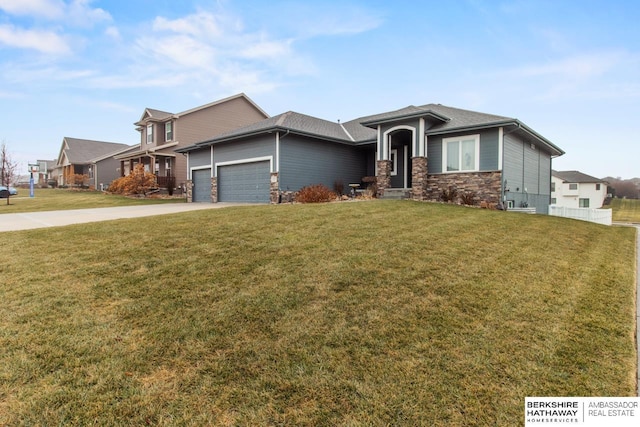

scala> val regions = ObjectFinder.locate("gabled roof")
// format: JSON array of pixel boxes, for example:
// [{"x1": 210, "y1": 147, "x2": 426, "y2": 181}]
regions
[
  {"x1": 552, "y1": 170, "x2": 606, "y2": 184},
  {"x1": 135, "y1": 93, "x2": 268, "y2": 126},
  {"x1": 57, "y1": 137, "x2": 129, "y2": 166},
  {"x1": 178, "y1": 102, "x2": 563, "y2": 156}
]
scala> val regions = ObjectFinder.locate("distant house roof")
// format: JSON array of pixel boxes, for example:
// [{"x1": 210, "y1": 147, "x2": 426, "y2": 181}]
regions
[
  {"x1": 178, "y1": 103, "x2": 563, "y2": 157},
  {"x1": 135, "y1": 93, "x2": 268, "y2": 126},
  {"x1": 57, "y1": 137, "x2": 129, "y2": 166},
  {"x1": 552, "y1": 170, "x2": 606, "y2": 183}
]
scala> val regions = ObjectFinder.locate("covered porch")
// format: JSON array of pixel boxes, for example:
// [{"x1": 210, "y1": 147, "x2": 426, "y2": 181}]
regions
[{"x1": 114, "y1": 150, "x2": 177, "y2": 189}]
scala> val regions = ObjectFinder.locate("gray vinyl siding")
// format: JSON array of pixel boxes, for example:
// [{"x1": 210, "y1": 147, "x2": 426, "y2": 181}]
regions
[
  {"x1": 503, "y1": 133, "x2": 553, "y2": 213},
  {"x1": 213, "y1": 135, "x2": 275, "y2": 169},
  {"x1": 426, "y1": 128, "x2": 499, "y2": 173},
  {"x1": 95, "y1": 157, "x2": 122, "y2": 189},
  {"x1": 280, "y1": 136, "x2": 366, "y2": 191},
  {"x1": 502, "y1": 134, "x2": 523, "y2": 192},
  {"x1": 189, "y1": 148, "x2": 211, "y2": 169}
]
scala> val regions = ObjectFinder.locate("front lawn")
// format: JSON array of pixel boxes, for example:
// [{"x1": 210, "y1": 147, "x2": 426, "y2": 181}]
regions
[
  {"x1": 0, "y1": 188, "x2": 185, "y2": 214},
  {"x1": 0, "y1": 201, "x2": 636, "y2": 426}
]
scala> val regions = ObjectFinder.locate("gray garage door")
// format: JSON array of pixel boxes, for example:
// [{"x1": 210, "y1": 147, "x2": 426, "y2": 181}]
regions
[
  {"x1": 218, "y1": 161, "x2": 270, "y2": 203},
  {"x1": 192, "y1": 169, "x2": 212, "y2": 202}
]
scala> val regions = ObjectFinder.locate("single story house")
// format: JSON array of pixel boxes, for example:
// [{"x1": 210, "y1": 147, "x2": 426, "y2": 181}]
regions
[
  {"x1": 177, "y1": 103, "x2": 564, "y2": 213},
  {"x1": 55, "y1": 137, "x2": 130, "y2": 187},
  {"x1": 551, "y1": 170, "x2": 608, "y2": 208}
]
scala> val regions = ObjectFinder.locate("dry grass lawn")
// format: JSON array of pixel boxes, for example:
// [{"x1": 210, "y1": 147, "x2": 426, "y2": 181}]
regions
[{"x1": 0, "y1": 200, "x2": 636, "y2": 426}]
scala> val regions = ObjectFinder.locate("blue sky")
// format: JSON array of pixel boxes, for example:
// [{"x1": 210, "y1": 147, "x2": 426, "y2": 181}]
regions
[{"x1": 1, "y1": 0, "x2": 639, "y2": 178}]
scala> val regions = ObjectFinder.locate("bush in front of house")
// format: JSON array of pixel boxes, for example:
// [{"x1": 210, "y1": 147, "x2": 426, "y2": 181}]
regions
[
  {"x1": 107, "y1": 164, "x2": 156, "y2": 196},
  {"x1": 459, "y1": 191, "x2": 477, "y2": 206},
  {"x1": 296, "y1": 184, "x2": 337, "y2": 203},
  {"x1": 440, "y1": 186, "x2": 458, "y2": 203}
]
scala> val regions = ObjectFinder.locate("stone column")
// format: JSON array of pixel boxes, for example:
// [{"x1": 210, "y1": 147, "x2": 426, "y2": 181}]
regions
[
  {"x1": 186, "y1": 180, "x2": 193, "y2": 202},
  {"x1": 411, "y1": 156, "x2": 428, "y2": 201},
  {"x1": 211, "y1": 177, "x2": 218, "y2": 203},
  {"x1": 270, "y1": 172, "x2": 279, "y2": 204},
  {"x1": 376, "y1": 160, "x2": 392, "y2": 198}
]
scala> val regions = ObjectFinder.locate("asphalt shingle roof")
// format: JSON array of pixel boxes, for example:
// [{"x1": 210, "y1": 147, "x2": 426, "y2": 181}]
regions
[
  {"x1": 63, "y1": 138, "x2": 129, "y2": 164},
  {"x1": 552, "y1": 170, "x2": 605, "y2": 183},
  {"x1": 184, "y1": 103, "x2": 560, "y2": 156}
]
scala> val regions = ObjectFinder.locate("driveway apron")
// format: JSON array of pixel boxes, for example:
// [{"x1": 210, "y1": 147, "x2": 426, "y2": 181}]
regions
[{"x1": 0, "y1": 203, "x2": 242, "y2": 232}]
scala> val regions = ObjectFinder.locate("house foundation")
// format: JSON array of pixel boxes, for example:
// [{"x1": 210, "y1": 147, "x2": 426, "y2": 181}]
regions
[
  {"x1": 426, "y1": 171, "x2": 502, "y2": 206},
  {"x1": 376, "y1": 160, "x2": 392, "y2": 198}
]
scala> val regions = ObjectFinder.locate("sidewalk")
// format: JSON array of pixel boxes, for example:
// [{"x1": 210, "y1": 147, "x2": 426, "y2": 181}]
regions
[{"x1": 0, "y1": 203, "x2": 241, "y2": 232}]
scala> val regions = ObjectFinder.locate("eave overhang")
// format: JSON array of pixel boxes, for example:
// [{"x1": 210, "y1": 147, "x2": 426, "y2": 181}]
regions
[{"x1": 359, "y1": 110, "x2": 451, "y2": 128}]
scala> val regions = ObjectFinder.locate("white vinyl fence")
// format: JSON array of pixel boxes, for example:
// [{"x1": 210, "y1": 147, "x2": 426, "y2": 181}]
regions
[{"x1": 548, "y1": 205, "x2": 612, "y2": 226}]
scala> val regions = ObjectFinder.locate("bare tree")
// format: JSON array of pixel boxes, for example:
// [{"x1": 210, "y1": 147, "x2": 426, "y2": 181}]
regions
[{"x1": 1, "y1": 142, "x2": 19, "y2": 205}]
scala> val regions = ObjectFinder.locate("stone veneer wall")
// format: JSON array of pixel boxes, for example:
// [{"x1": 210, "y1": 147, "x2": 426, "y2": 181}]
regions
[
  {"x1": 186, "y1": 180, "x2": 193, "y2": 202},
  {"x1": 211, "y1": 177, "x2": 217, "y2": 203},
  {"x1": 270, "y1": 172, "x2": 279, "y2": 204},
  {"x1": 376, "y1": 160, "x2": 392, "y2": 198},
  {"x1": 426, "y1": 171, "x2": 502, "y2": 205},
  {"x1": 411, "y1": 157, "x2": 428, "y2": 201}
]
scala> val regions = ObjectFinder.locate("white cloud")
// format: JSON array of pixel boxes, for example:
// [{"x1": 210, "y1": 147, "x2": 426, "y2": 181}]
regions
[
  {"x1": 0, "y1": 24, "x2": 71, "y2": 54},
  {"x1": 516, "y1": 53, "x2": 622, "y2": 79},
  {"x1": 66, "y1": 0, "x2": 111, "y2": 27},
  {"x1": 0, "y1": 0, "x2": 65, "y2": 19},
  {"x1": 0, "y1": 0, "x2": 111, "y2": 26},
  {"x1": 105, "y1": 26, "x2": 120, "y2": 40}
]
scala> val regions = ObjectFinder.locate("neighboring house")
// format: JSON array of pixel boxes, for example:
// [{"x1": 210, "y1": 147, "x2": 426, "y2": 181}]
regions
[
  {"x1": 114, "y1": 93, "x2": 269, "y2": 191},
  {"x1": 56, "y1": 137, "x2": 130, "y2": 187},
  {"x1": 90, "y1": 145, "x2": 138, "y2": 191},
  {"x1": 178, "y1": 103, "x2": 564, "y2": 213},
  {"x1": 36, "y1": 159, "x2": 56, "y2": 186},
  {"x1": 551, "y1": 170, "x2": 608, "y2": 208}
]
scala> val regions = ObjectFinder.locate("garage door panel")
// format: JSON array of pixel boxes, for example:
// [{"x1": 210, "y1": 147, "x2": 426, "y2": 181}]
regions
[
  {"x1": 218, "y1": 161, "x2": 270, "y2": 203},
  {"x1": 192, "y1": 169, "x2": 211, "y2": 202}
]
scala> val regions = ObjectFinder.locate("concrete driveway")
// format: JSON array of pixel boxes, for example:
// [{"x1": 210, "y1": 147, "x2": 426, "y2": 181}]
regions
[{"x1": 0, "y1": 203, "x2": 241, "y2": 232}]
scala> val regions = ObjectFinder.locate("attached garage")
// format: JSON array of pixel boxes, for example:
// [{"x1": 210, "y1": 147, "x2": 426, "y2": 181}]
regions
[
  {"x1": 192, "y1": 169, "x2": 212, "y2": 202},
  {"x1": 218, "y1": 161, "x2": 270, "y2": 203}
]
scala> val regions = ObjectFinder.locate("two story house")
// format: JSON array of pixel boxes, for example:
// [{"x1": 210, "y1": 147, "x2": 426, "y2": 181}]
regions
[
  {"x1": 551, "y1": 170, "x2": 608, "y2": 208},
  {"x1": 114, "y1": 93, "x2": 269, "y2": 190}
]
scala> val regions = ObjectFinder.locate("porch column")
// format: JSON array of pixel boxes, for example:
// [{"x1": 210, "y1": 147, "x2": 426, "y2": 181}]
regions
[
  {"x1": 376, "y1": 160, "x2": 392, "y2": 198},
  {"x1": 211, "y1": 177, "x2": 218, "y2": 203},
  {"x1": 411, "y1": 156, "x2": 428, "y2": 201},
  {"x1": 186, "y1": 180, "x2": 193, "y2": 202},
  {"x1": 270, "y1": 172, "x2": 279, "y2": 204}
]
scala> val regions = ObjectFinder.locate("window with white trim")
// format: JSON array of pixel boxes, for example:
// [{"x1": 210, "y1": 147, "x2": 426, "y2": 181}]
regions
[
  {"x1": 442, "y1": 134, "x2": 480, "y2": 172},
  {"x1": 165, "y1": 121, "x2": 173, "y2": 142},
  {"x1": 146, "y1": 124, "x2": 153, "y2": 144},
  {"x1": 579, "y1": 198, "x2": 590, "y2": 208}
]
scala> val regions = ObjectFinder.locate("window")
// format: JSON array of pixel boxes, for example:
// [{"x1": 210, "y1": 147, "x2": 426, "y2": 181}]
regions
[
  {"x1": 551, "y1": 182, "x2": 556, "y2": 192},
  {"x1": 550, "y1": 198, "x2": 557, "y2": 205},
  {"x1": 569, "y1": 183, "x2": 578, "y2": 190},
  {"x1": 442, "y1": 134, "x2": 479, "y2": 172},
  {"x1": 596, "y1": 183, "x2": 601, "y2": 191},
  {"x1": 165, "y1": 121, "x2": 173, "y2": 142},
  {"x1": 146, "y1": 124, "x2": 153, "y2": 144},
  {"x1": 165, "y1": 158, "x2": 172, "y2": 176},
  {"x1": 390, "y1": 149, "x2": 398, "y2": 176},
  {"x1": 579, "y1": 198, "x2": 590, "y2": 208}
]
